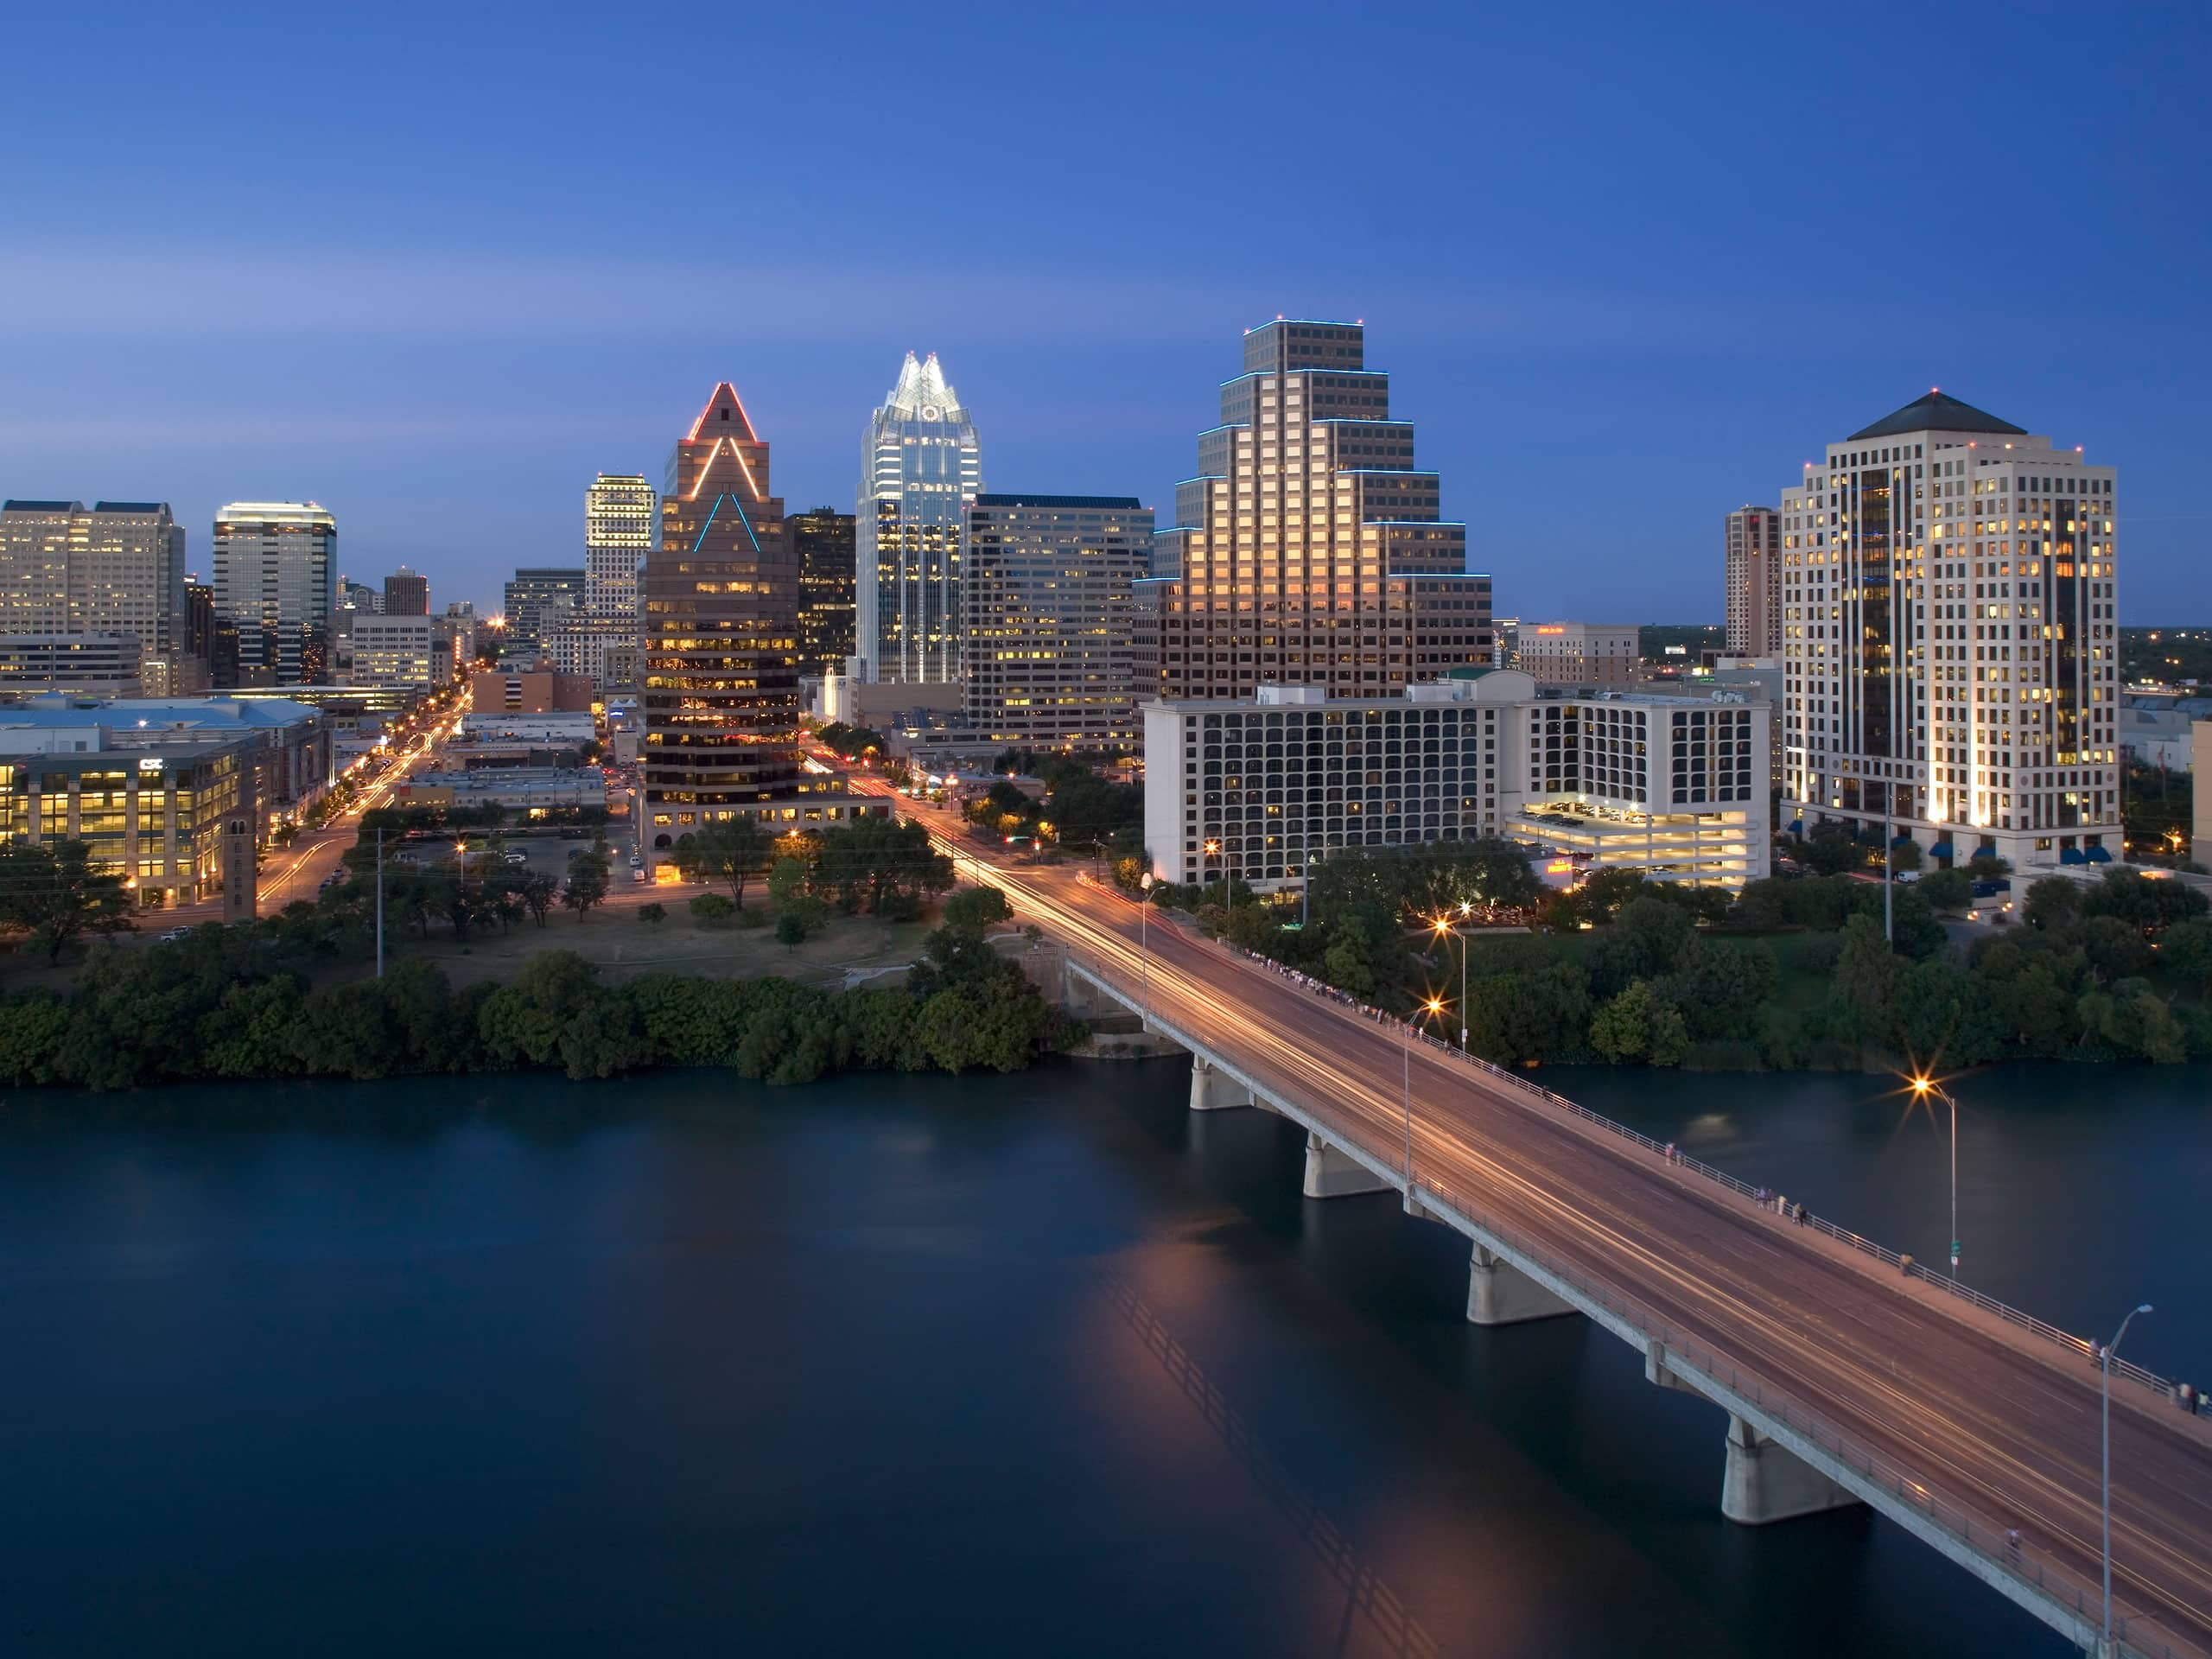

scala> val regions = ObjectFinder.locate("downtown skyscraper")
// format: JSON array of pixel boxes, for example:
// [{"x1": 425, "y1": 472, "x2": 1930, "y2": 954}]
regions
[
  {"x1": 581, "y1": 472, "x2": 654, "y2": 686},
  {"x1": 788, "y1": 505, "x2": 856, "y2": 678},
  {"x1": 212, "y1": 500, "x2": 336, "y2": 684},
  {"x1": 1778, "y1": 391, "x2": 2120, "y2": 871},
  {"x1": 641, "y1": 384, "x2": 872, "y2": 863},
  {"x1": 855, "y1": 352, "x2": 981, "y2": 684},
  {"x1": 1138, "y1": 320, "x2": 1491, "y2": 702}
]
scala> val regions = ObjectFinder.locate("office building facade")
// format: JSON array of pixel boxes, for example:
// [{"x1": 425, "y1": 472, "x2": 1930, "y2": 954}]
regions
[
  {"x1": 1519, "y1": 622, "x2": 1638, "y2": 685},
  {"x1": 1779, "y1": 391, "x2": 2120, "y2": 871},
  {"x1": 579, "y1": 473, "x2": 653, "y2": 687},
  {"x1": 790, "y1": 505, "x2": 857, "y2": 677},
  {"x1": 383, "y1": 566, "x2": 429, "y2": 616},
  {"x1": 345, "y1": 614, "x2": 440, "y2": 686},
  {"x1": 503, "y1": 567, "x2": 585, "y2": 648},
  {"x1": 1725, "y1": 505, "x2": 1783, "y2": 657},
  {"x1": 0, "y1": 499, "x2": 186, "y2": 653},
  {"x1": 643, "y1": 383, "x2": 877, "y2": 863},
  {"x1": 1138, "y1": 320, "x2": 1491, "y2": 703},
  {"x1": 855, "y1": 352, "x2": 982, "y2": 684},
  {"x1": 1143, "y1": 671, "x2": 1769, "y2": 893},
  {"x1": 0, "y1": 633, "x2": 143, "y2": 698},
  {"x1": 212, "y1": 501, "x2": 337, "y2": 685},
  {"x1": 963, "y1": 494, "x2": 1152, "y2": 752}
]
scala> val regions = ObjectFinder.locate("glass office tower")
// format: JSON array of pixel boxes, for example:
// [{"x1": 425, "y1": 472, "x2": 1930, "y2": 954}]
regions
[{"x1": 855, "y1": 352, "x2": 981, "y2": 684}]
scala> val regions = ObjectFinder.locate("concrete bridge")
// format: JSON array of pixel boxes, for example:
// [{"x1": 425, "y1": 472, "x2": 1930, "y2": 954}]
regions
[{"x1": 995, "y1": 886, "x2": 2212, "y2": 1659}]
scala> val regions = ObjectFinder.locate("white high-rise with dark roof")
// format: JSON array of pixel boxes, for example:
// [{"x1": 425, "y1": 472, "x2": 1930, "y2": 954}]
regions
[
  {"x1": 1779, "y1": 391, "x2": 2120, "y2": 873},
  {"x1": 855, "y1": 352, "x2": 981, "y2": 684}
]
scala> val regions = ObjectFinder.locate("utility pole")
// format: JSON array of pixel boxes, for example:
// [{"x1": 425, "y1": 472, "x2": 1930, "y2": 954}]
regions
[
  {"x1": 2102, "y1": 1304, "x2": 2153, "y2": 1659},
  {"x1": 1884, "y1": 807, "x2": 1894, "y2": 946}
]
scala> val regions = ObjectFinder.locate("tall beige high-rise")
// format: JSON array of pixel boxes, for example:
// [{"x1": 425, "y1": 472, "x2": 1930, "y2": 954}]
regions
[
  {"x1": 1139, "y1": 320, "x2": 1491, "y2": 701},
  {"x1": 1724, "y1": 505, "x2": 1782, "y2": 656},
  {"x1": 1779, "y1": 391, "x2": 2120, "y2": 872}
]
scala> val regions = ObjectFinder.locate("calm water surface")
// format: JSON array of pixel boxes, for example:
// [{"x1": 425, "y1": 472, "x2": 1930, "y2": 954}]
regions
[{"x1": 0, "y1": 1059, "x2": 2203, "y2": 1657}]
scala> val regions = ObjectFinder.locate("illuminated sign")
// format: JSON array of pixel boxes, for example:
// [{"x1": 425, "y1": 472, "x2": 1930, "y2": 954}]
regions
[
  {"x1": 1534, "y1": 626, "x2": 1566, "y2": 635},
  {"x1": 137, "y1": 757, "x2": 164, "y2": 772}
]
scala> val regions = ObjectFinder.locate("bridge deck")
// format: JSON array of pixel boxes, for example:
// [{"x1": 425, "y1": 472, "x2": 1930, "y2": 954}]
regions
[{"x1": 896, "y1": 803, "x2": 2212, "y2": 1659}]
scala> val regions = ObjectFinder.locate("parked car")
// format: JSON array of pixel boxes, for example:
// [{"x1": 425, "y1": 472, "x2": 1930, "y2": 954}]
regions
[
  {"x1": 158, "y1": 927, "x2": 190, "y2": 943},
  {"x1": 630, "y1": 867, "x2": 648, "y2": 883},
  {"x1": 504, "y1": 850, "x2": 529, "y2": 865}
]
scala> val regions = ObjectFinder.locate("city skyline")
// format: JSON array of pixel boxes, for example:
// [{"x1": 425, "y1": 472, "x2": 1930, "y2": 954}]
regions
[{"x1": 3, "y1": 7, "x2": 2204, "y2": 620}]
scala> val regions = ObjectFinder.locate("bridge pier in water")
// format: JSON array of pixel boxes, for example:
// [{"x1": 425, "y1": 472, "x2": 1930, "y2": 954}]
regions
[
  {"x1": 1466, "y1": 1243, "x2": 1577, "y2": 1325},
  {"x1": 1719, "y1": 1414, "x2": 1860, "y2": 1525},
  {"x1": 1188, "y1": 1059, "x2": 1255, "y2": 1112},
  {"x1": 1301, "y1": 1134, "x2": 1390, "y2": 1198}
]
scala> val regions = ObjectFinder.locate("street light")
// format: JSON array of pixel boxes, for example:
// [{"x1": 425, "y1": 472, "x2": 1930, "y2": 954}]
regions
[
  {"x1": 1909, "y1": 1074, "x2": 1961, "y2": 1274},
  {"x1": 1203, "y1": 838, "x2": 1221, "y2": 908},
  {"x1": 2100, "y1": 1302, "x2": 2153, "y2": 1659},
  {"x1": 1402, "y1": 995, "x2": 1445, "y2": 1191},
  {"x1": 1431, "y1": 912, "x2": 1470, "y2": 1050},
  {"x1": 1138, "y1": 872, "x2": 1154, "y2": 1030}
]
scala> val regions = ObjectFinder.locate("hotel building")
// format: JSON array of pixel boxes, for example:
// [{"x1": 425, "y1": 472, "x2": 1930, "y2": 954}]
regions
[
  {"x1": 212, "y1": 501, "x2": 337, "y2": 685},
  {"x1": 641, "y1": 383, "x2": 878, "y2": 867},
  {"x1": 1137, "y1": 319, "x2": 1492, "y2": 702},
  {"x1": 963, "y1": 493, "x2": 1152, "y2": 752},
  {"x1": 1516, "y1": 622, "x2": 1637, "y2": 686},
  {"x1": 1779, "y1": 391, "x2": 2120, "y2": 871},
  {"x1": 1725, "y1": 505, "x2": 1783, "y2": 657},
  {"x1": 1142, "y1": 670, "x2": 1769, "y2": 893},
  {"x1": 855, "y1": 352, "x2": 982, "y2": 684}
]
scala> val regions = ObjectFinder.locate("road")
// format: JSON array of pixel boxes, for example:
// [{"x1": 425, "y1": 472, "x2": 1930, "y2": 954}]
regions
[{"x1": 870, "y1": 782, "x2": 2212, "y2": 1659}]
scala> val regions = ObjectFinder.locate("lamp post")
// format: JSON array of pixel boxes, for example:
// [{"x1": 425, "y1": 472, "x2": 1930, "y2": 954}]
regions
[
  {"x1": 1431, "y1": 905, "x2": 1472, "y2": 1050},
  {"x1": 1139, "y1": 872, "x2": 1154, "y2": 1030},
  {"x1": 2101, "y1": 1302, "x2": 2153, "y2": 1659},
  {"x1": 1909, "y1": 1075, "x2": 1961, "y2": 1274},
  {"x1": 1402, "y1": 996, "x2": 1444, "y2": 1189},
  {"x1": 1204, "y1": 838, "x2": 1221, "y2": 909}
]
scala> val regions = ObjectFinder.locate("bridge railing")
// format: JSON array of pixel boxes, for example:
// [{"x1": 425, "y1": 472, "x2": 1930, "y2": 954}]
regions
[
  {"x1": 1402, "y1": 1164, "x2": 2190, "y2": 1659},
  {"x1": 1073, "y1": 874, "x2": 2183, "y2": 1408}
]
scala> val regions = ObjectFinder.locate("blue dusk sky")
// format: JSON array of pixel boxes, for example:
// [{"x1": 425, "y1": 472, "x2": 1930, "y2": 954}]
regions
[{"x1": 3, "y1": 1, "x2": 2207, "y2": 620}]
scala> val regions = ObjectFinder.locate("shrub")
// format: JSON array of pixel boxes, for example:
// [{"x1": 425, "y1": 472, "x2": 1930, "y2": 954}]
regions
[
  {"x1": 638, "y1": 903, "x2": 666, "y2": 925},
  {"x1": 689, "y1": 893, "x2": 736, "y2": 925}
]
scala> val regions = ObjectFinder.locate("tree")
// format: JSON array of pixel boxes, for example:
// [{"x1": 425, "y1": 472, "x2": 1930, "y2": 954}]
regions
[
  {"x1": 638, "y1": 902, "x2": 666, "y2": 926},
  {"x1": 1890, "y1": 839, "x2": 1924, "y2": 874},
  {"x1": 814, "y1": 817, "x2": 953, "y2": 915},
  {"x1": 561, "y1": 855, "x2": 609, "y2": 920},
  {"x1": 0, "y1": 840, "x2": 138, "y2": 964},
  {"x1": 1590, "y1": 980, "x2": 1688, "y2": 1065},
  {"x1": 1830, "y1": 912, "x2": 1903, "y2": 1040},
  {"x1": 775, "y1": 910, "x2": 812, "y2": 950},
  {"x1": 941, "y1": 885, "x2": 1013, "y2": 934},
  {"x1": 2024, "y1": 876, "x2": 2082, "y2": 931},
  {"x1": 689, "y1": 892, "x2": 735, "y2": 925},
  {"x1": 2159, "y1": 918, "x2": 2212, "y2": 996},
  {"x1": 1916, "y1": 868, "x2": 1974, "y2": 912},
  {"x1": 672, "y1": 818, "x2": 770, "y2": 906},
  {"x1": 766, "y1": 854, "x2": 810, "y2": 907},
  {"x1": 2076, "y1": 914, "x2": 2155, "y2": 982},
  {"x1": 515, "y1": 871, "x2": 557, "y2": 928}
]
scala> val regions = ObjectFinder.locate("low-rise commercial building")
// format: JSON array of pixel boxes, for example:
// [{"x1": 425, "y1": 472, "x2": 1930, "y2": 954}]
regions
[
  {"x1": 1142, "y1": 669, "x2": 1769, "y2": 893},
  {"x1": 469, "y1": 664, "x2": 594, "y2": 714},
  {"x1": 0, "y1": 737, "x2": 254, "y2": 905},
  {"x1": 398, "y1": 766, "x2": 607, "y2": 816},
  {"x1": 2119, "y1": 690, "x2": 2210, "y2": 772},
  {"x1": 0, "y1": 695, "x2": 331, "y2": 828}
]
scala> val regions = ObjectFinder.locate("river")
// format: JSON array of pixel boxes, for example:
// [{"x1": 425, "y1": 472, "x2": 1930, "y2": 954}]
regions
[{"x1": 0, "y1": 1059, "x2": 2203, "y2": 1656}]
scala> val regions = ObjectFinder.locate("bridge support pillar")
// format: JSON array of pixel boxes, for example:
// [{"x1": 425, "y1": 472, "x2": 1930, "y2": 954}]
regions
[
  {"x1": 1720, "y1": 1414, "x2": 1859, "y2": 1525},
  {"x1": 1188, "y1": 1059, "x2": 1255, "y2": 1112},
  {"x1": 1301, "y1": 1134, "x2": 1390, "y2": 1199},
  {"x1": 1466, "y1": 1244, "x2": 1577, "y2": 1325}
]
